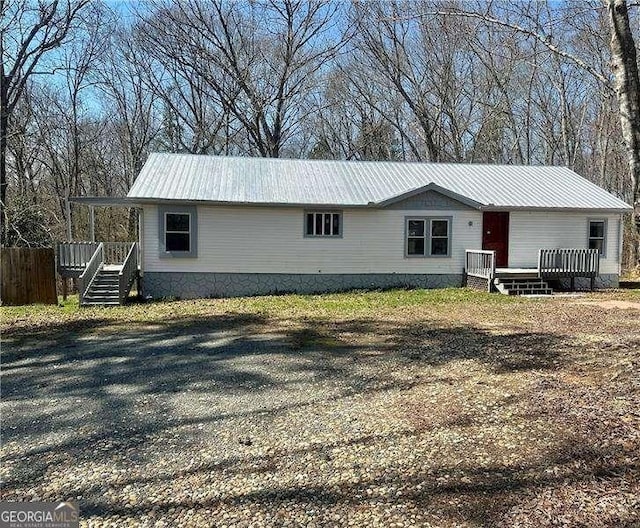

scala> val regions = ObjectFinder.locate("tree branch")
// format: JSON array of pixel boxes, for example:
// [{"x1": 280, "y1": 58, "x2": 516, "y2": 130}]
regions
[{"x1": 406, "y1": 9, "x2": 612, "y2": 87}]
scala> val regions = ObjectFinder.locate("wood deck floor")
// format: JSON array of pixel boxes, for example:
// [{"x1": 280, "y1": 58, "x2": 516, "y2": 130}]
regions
[{"x1": 494, "y1": 268, "x2": 540, "y2": 280}]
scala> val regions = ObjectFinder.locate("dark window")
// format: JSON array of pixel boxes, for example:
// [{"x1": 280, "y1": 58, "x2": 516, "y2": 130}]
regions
[
  {"x1": 406, "y1": 217, "x2": 450, "y2": 257},
  {"x1": 408, "y1": 238, "x2": 425, "y2": 255},
  {"x1": 166, "y1": 233, "x2": 190, "y2": 252},
  {"x1": 305, "y1": 211, "x2": 341, "y2": 237},
  {"x1": 431, "y1": 220, "x2": 449, "y2": 255},
  {"x1": 432, "y1": 220, "x2": 448, "y2": 237},
  {"x1": 166, "y1": 213, "x2": 189, "y2": 232},
  {"x1": 588, "y1": 220, "x2": 605, "y2": 255},
  {"x1": 408, "y1": 220, "x2": 425, "y2": 237},
  {"x1": 332, "y1": 214, "x2": 340, "y2": 234},
  {"x1": 431, "y1": 238, "x2": 448, "y2": 255},
  {"x1": 407, "y1": 219, "x2": 426, "y2": 255},
  {"x1": 165, "y1": 213, "x2": 190, "y2": 252}
]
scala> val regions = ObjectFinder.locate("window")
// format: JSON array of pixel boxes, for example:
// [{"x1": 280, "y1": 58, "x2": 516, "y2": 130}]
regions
[
  {"x1": 588, "y1": 219, "x2": 606, "y2": 256},
  {"x1": 165, "y1": 213, "x2": 191, "y2": 252},
  {"x1": 158, "y1": 206, "x2": 197, "y2": 258},
  {"x1": 305, "y1": 211, "x2": 341, "y2": 237},
  {"x1": 407, "y1": 220, "x2": 425, "y2": 255},
  {"x1": 406, "y1": 217, "x2": 451, "y2": 257},
  {"x1": 431, "y1": 220, "x2": 449, "y2": 255}
]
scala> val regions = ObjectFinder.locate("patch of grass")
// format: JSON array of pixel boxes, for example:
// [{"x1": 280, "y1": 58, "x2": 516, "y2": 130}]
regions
[
  {"x1": 621, "y1": 265, "x2": 640, "y2": 280},
  {"x1": 1, "y1": 288, "x2": 520, "y2": 338},
  {"x1": 2, "y1": 287, "x2": 638, "y2": 343}
]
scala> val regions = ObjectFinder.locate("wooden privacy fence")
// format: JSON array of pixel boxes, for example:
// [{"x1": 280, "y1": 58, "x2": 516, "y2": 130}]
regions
[{"x1": 1, "y1": 247, "x2": 57, "y2": 305}]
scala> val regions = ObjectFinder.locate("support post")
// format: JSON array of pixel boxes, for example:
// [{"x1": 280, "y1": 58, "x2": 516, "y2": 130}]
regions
[
  {"x1": 62, "y1": 278, "x2": 68, "y2": 301},
  {"x1": 136, "y1": 271, "x2": 142, "y2": 299},
  {"x1": 89, "y1": 205, "x2": 95, "y2": 242},
  {"x1": 65, "y1": 199, "x2": 72, "y2": 241}
]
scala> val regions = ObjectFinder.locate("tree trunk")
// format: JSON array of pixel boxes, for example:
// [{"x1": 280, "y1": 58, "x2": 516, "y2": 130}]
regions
[
  {"x1": 608, "y1": 0, "x2": 640, "y2": 265},
  {"x1": 0, "y1": 104, "x2": 8, "y2": 246}
]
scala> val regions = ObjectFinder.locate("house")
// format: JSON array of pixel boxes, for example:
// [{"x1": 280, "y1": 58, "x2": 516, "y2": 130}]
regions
[{"x1": 61, "y1": 153, "x2": 632, "y2": 304}]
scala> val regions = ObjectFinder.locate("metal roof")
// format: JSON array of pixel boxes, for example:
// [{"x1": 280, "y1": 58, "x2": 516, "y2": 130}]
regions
[{"x1": 127, "y1": 153, "x2": 632, "y2": 212}]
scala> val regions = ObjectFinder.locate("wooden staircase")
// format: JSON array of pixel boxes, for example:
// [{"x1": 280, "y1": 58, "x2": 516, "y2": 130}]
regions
[
  {"x1": 82, "y1": 269, "x2": 122, "y2": 306},
  {"x1": 494, "y1": 278, "x2": 553, "y2": 296},
  {"x1": 64, "y1": 241, "x2": 139, "y2": 307}
]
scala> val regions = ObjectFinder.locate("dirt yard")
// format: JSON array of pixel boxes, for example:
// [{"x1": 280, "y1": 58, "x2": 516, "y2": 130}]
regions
[{"x1": 1, "y1": 288, "x2": 639, "y2": 527}]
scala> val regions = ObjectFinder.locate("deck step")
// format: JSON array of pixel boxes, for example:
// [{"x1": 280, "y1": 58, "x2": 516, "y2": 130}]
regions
[
  {"x1": 81, "y1": 267, "x2": 123, "y2": 306},
  {"x1": 85, "y1": 292, "x2": 120, "y2": 299},
  {"x1": 90, "y1": 280, "x2": 119, "y2": 287},
  {"x1": 494, "y1": 278, "x2": 553, "y2": 296}
]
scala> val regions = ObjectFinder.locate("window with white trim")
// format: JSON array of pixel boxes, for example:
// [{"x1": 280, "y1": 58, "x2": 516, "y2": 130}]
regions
[
  {"x1": 165, "y1": 213, "x2": 191, "y2": 252},
  {"x1": 305, "y1": 211, "x2": 341, "y2": 237},
  {"x1": 406, "y1": 217, "x2": 451, "y2": 257},
  {"x1": 588, "y1": 219, "x2": 606, "y2": 255}
]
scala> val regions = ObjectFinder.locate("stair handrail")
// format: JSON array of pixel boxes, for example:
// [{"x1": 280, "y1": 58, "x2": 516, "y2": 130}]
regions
[
  {"x1": 118, "y1": 242, "x2": 138, "y2": 304},
  {"x1": 78, "y1": 242, "x2": 104, "y2": 304}
]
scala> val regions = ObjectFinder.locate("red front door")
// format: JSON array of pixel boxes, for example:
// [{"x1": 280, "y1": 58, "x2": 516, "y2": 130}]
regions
[{"x1": 482, "y1": 212, "x2": 510, "y2": 267}]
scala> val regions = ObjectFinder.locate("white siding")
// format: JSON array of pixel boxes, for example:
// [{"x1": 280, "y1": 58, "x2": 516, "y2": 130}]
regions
[
  {"x1": 509, "y1": 211, "x2": 621, "y2": 274},
  {"x1": 143, "y1": 206, "x2": 623, "y2": 276},
  {"x1": 142, "y1": 205, "x2": 483, "y2": 274}
]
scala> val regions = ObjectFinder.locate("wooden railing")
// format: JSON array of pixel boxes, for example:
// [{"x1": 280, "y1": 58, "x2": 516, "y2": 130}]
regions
[
  {"x1": 78, "y1": 243, "x2": 104, "y2": 304},
  {"x1": 57, "y1": 242, "x2": 99, "y2": 271},
  {"x1": 465, "y1": 249, "x2": 496, "y2": 279},
  {"x1": 538, "y1": 248, "x2": 600, "y2": 277},
  {"x1": 538, "y1": 248, "x2": 600, "y2": 290},
  {"x1": 57, "y1": 241, "x2": 136, "y2": 270},
  {"x1": 118, "y1": 243, "x2": 138, "y2": 304},
  {"x1": 104, "y1": 242, "x2": 136, "y2": 265}
]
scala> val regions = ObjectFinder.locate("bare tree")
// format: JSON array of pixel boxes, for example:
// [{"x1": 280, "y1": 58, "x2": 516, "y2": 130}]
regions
[
  {"x1": 0, "y1": 0, "x2": 90, "y2": 243},
  {"x1": 136, "y1": 0, "x2": 346, "y2": 158},
  {"x1": 134, "y1": 33, "x2": 236, "y2": 155},
  {"x1": 411, "y1": 0, "x2": 639, "y2": 262},
  {"x1": 95, "y1": 25, "x2": 162, "y2": 237}
]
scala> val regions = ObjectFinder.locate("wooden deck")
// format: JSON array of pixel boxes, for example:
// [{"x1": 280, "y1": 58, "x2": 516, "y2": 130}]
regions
[
  {"x1": 494, "y1": 268, "x2": 539, "y2": 280},
  {"x1": 57, "y1": 242, "x2": 133, "y2": 277},
  {"x1": 465, "y1": 248, "x2": 601, "y2": 294},
  {"x1": 56, "y1": 241, "x2": 138, "y2": 306}
]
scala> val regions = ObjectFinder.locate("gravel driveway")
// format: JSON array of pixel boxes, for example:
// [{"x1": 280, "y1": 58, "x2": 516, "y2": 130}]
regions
[
  {"x1": 2, "y1": 300, "x2": 639, "y2": 527},
  {"x1": 3, "y1": 314, "x2": 440, "y2": 527}
]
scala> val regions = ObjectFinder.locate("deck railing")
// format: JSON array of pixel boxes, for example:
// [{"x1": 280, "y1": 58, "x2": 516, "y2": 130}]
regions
[
  {"x1": 57, "y1": 241, "x2": 136, "y2": 271},
  {"x1": 57, "y1": 242, "x2": 100, "y2": 271},
  {"x1": 104, "y1": 242, "x2": 136, "y2": 265},
  {"x1": 538, "y1": 248, "x2": 600, "y2": 289},
  {"x1": 78, "y1": 243, "x2": 104, "y2": 304},
  {"x1": 118, "y1": 243, "x2": 138, "y2": 304},
  {"x1": 465, "y1": 249, "x2": 496, "y2": 280},
  {"x1": 538, "y1": 248, "x2": 600, "y2": 277}
]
